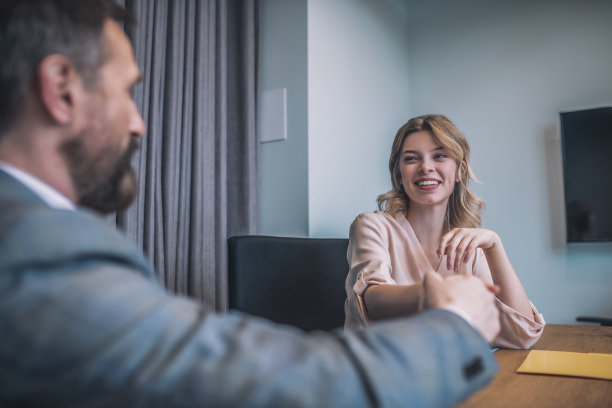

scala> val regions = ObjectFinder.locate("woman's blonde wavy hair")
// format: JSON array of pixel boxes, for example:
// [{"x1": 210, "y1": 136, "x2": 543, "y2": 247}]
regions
[{"x1": 377, "y1": 114, "x2": 484, "y2": 230}]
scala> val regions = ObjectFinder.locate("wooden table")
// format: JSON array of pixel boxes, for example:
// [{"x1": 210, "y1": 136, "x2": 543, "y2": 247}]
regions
[{"x1": 458, "y1": 324, "x2": 612, "y2": 407}]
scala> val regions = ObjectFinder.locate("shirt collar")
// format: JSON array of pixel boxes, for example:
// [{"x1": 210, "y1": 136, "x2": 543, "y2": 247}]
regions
[{"x1": 0, "y1": 161, "x2": 75, "y2": 210}]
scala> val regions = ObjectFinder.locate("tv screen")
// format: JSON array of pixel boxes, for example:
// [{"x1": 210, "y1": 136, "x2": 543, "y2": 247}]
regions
[{"x1": 560, "y1": 107, "x2": 612, "y2": 243}]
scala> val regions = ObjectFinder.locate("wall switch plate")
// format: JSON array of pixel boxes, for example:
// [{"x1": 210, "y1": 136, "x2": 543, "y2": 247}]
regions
[{"x1": 259, "y1": 88, "x2": 287, "y2": 143}]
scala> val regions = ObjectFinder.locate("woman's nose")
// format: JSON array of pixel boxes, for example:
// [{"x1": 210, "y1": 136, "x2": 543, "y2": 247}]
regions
[{"x1": 418, "y1": 158, "x2": 434, "y2": 173}]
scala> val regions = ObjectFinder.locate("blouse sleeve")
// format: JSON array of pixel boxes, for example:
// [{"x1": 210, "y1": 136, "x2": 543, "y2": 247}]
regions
[
  {"x1": 472, "y1": 249, "x2": 545, "y2": 349},
  {"x1": 344, "y1": 214, "x2": 396, "y2": 328}
]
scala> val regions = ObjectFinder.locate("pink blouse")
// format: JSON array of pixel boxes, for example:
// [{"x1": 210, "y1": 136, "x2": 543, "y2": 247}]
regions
[{"x1": 344, "y1": 211, "x2": 545, "y2": 349}]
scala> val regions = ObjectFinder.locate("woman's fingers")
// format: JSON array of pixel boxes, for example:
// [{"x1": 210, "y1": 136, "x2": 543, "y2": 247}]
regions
[
  {"x1": 442, "y1": 228, "x2": 468, "y2": 271},
  {"x1": 463, "y1": 240, "x2": 480, "y2": 264},
  {"x1": 452, "y1": 234, "x2": 473, "y2": 271},
  {"x1": 440, "y1": 228, "x2": 490, "y2": 272}
]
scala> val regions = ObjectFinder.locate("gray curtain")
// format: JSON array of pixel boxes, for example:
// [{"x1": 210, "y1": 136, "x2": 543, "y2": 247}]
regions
[{"x1": 115, "y1": 0, "x2": 258, "y2": 311}]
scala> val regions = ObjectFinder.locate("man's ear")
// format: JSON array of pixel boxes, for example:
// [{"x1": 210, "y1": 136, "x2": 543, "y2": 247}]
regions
[{"x1": 37, "y1": 55, "x2": 81, "y2": 124}]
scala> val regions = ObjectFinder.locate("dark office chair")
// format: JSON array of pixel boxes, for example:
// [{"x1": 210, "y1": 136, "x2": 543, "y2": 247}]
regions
[{"x1": 227, "y1": 235, "x2": 349, "y2": 332}]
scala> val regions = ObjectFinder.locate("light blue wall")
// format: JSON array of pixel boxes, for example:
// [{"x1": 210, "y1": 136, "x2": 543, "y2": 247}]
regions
[
  {"x1": 258, "y1": 0, "x2": 309, "y2": 236},
  {"x1": 259, "y1": 0, "x2": 612, "y2": 323},
  {"x1": 307, "y1": 0, "x2": 412, "y2": 237},
  {"x1": 406, "y1": 0, "x2": 612, "y2": 324},
  {"x1": 259, "y1": 0, "x2": 412, "y2": 237}
]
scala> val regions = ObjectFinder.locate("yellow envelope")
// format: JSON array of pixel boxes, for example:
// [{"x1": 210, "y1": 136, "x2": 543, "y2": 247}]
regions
[{"x1": 517, "y1": 350, "x2": 612, "y2": 381}]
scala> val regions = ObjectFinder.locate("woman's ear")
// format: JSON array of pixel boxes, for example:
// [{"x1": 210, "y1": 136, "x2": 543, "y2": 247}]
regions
[
  {"x1": 456, "y1": 161, "x2": 467, "y2": 182},
  {"x1": 37, "y1": 54, "x2": 80, "y2": 124}
]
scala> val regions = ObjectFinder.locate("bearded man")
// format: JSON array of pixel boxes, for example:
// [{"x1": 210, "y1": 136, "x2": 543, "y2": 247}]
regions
[{"x1": 0, "y1": 1, "x2": 500, "y2": 407}]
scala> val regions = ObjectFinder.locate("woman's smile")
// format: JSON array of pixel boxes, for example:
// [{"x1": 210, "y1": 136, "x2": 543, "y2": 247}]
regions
[{"x1": 414, "y1": 177, "x2": 442, "y2": 191}]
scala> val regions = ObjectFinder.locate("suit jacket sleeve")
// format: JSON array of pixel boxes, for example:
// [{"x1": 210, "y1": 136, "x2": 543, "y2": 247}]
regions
[{"x1": 0, "y1": 209, "x2": 497, "y2": 408}]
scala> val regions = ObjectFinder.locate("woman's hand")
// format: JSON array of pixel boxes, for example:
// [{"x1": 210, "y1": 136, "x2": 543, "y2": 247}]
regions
[{"x1": 438, "y1": 228, "x2": 500, "y2": 272}]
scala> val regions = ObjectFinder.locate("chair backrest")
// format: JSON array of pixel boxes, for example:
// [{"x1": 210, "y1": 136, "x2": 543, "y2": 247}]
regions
[{"x1": 227, "y1": 235, "x2": 349, "y2": 332}]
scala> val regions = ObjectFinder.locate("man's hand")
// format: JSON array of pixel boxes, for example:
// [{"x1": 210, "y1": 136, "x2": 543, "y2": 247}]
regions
[{"x1": 424, "y1": 271, "x2": 501, "y2": 343}]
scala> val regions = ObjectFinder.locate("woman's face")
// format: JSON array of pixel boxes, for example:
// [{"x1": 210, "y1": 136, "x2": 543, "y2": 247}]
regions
[{"x1": 398, "y1": 130, "x2": 459, "y2": 209}]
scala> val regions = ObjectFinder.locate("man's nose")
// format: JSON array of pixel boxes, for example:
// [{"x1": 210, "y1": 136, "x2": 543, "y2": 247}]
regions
[{"x1": 131, "y1": 106, "x2": 146, "y2": 138}]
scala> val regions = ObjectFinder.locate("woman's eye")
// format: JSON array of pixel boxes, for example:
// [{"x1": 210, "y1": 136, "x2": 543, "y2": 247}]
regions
[
  {"x1": 434, "y1": 153, "x2": 448, "y2": 160},
  {"x1": 403, "y1": 156, "x2": 417, "y2": 163}
]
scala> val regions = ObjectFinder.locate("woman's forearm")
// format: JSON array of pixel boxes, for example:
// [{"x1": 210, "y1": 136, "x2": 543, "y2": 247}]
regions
[
  {"x1": 362, "y1": 283, "x2": 423, "y2": 321},
  {"x1": 483, "y1": 243, "x2": 533, "y2": 318}
]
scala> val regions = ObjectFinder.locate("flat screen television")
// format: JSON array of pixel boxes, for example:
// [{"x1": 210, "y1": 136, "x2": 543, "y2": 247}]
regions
[{"x1": 560, "y1": 106, "x2": 612, "y2": 243}]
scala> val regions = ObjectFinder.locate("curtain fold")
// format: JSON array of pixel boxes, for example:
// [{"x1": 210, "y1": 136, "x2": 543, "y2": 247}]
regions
[{"x1": 117, "y1": 0, "x2": 258, "y2": 311}]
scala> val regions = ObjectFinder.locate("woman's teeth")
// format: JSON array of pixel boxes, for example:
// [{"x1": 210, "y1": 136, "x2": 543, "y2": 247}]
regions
[{"x1": 417, "y1": 180, "x2": 440, "y2": 186}]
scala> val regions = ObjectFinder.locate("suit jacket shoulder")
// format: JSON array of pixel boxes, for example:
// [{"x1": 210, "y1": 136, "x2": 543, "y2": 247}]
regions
[
  {"x1": 0, "y1": 205, "x2": 152, "y2": 279},
  {"x1": 0, "y1": 170, "x2": 152, "y2": 279}
]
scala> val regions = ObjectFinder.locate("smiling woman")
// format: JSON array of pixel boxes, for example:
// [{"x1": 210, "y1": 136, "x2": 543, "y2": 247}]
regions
[{"x1": 344, "y1": 114, "x2": 546, "y2": 349}]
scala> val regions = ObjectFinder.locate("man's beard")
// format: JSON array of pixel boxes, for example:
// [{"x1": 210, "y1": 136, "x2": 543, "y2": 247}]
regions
[{"x1": 61, "y1": 134, "x2": 140, "y2": 214}]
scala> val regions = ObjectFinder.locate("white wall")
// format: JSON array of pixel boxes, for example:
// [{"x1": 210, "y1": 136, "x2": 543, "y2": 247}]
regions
[
  {"x1": 307, "y1": 0, "x2": 412, "y2": 237},
  {"x1": 406, "y1": 0, "x2": 612, "y2": 324}
]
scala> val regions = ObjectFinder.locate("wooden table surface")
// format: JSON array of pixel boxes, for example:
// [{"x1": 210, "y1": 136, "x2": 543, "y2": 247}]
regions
[{"x1": 457, "y1": 324, "x2": 612, "y2": 407}]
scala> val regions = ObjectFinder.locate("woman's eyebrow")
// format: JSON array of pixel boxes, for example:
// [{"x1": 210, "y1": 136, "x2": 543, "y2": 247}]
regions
[{"x1": 401, "y1": 146, "x2": 445, "y2": 155}]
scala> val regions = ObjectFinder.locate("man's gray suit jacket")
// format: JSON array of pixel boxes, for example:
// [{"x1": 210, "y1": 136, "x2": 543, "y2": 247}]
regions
[{"x1": 0, "y1": 169, "x2": 497, "y2": 407}]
